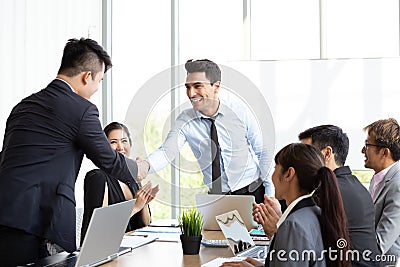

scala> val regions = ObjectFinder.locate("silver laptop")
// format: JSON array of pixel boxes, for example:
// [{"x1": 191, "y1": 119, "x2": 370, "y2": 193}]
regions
[
  {"x1": 216, "y1": 210, "x2": 268, "y2": 260},
  {"x1": 30, "y1": 199, "x2": 135, "y2": 267},
  {"x1": 196, "y1": 194, "x2": 257, "y2": 231}
]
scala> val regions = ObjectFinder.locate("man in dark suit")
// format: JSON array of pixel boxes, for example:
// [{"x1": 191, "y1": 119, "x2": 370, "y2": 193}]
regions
[
  {"x1": 299, "y1": 125, "x2": 380, "y2": 267},
  {"x1": 0, "y1": 38, "x2": 150, "y2": 267}
]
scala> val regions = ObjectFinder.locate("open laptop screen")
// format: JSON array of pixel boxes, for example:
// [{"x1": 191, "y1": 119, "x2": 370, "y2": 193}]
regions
[{"x1": 196, "y1": 194, "x2": 257, "y2": 231}]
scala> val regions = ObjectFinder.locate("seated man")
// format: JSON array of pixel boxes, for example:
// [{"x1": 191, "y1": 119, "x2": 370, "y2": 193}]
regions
[
  {"x1": 299, "y1": 124, "x2": 380, "y2": 266},
  {"x1": 81, "y1": 122, "x2": 159, "y2": 244}
]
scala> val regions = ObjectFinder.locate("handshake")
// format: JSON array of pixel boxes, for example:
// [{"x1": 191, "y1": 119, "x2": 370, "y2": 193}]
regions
[{"x1": 135, "y1": 157, "x2": 150, "y2": 182}]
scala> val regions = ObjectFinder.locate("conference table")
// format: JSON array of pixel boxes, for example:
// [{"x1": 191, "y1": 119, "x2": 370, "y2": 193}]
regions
[{"x1": 103, "y1": 230, "x2": 241, "y2": 267}]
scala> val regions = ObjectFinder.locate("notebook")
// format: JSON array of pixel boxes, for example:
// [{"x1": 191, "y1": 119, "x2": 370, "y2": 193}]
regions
[
  {"x1": 196, "y1": 194, "x2": 257, "y2": 231},
  {"x1": 216, "y1": 210, "x2": 268, "y2": 259},
  {"x1": 30, "y1": 199, "x2": 136, "y2": 267}
]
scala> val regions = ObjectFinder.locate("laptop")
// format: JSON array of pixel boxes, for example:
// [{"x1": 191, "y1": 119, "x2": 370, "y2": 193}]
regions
[
  {"x1": 30, "y1": 199, "x2": 136, "y2": 267},
  {"x1": 196, "y1": 194, "x2": 257, "y2": 231},
  {"x1": 216, "y1": 210, "x2": 268, "y2": 259}
]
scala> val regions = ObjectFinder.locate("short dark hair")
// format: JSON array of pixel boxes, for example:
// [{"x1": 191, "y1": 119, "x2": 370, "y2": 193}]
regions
[
  {"x1": 363, "y1": 118, "x2": 400, "y2": 161},
  {"x1": 103, "y1": 122, "x2": 132, "y2": 145},
  {"x1": 185, "y1": 59, "x2": 221, "y2": 84},
  {"x1": 57, "y1": 38, "x2": 112, "y2": 80},
  {"x1": 298, "y1": 125, "x2": 349, "y2": 166}
]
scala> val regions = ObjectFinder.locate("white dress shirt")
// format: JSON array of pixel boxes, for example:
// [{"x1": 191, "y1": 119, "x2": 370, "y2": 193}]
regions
[
  {"x1": 146, "y1": 96, "x2": 274, "y2": 195},
  {"x1": 276, "y1": 194, "x2": 311, "y2": 230}
]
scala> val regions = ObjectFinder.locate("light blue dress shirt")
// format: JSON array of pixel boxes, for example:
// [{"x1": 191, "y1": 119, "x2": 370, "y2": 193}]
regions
[{"x1": 147, "y1": 97, "x2": 274, "y2": 195}]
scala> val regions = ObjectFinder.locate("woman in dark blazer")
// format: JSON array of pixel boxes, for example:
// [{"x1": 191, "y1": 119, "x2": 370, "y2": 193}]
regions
[
  {"x1": 222, "y1": 143, "x2": 351, "y2": 267},
  {"x1": 80, "y1": 122, "x2": 159, "y2": 244}
]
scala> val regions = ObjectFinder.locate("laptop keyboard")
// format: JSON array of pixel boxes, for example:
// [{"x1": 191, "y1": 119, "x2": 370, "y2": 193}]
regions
[
  {"x1": 45, "y1": 255, "x2": 77, "y2": 267},
  {"x1": 237, "y1": 245, "x2": 268, "y2": 259}
]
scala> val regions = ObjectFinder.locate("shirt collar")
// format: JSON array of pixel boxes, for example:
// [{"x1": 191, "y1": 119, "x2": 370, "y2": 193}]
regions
[
  {"x1": 372, "y1": 162, "x2": 397, "y2": 184},
  {"x1": 194, "y1": 98, "x2": 225, "y2": 119},
  {"x1": 55, "y1": 77, "x2": 75, "y2": 93},
  {"x1": 276, "y1": 194, "x2": 311, "y2": 230}
]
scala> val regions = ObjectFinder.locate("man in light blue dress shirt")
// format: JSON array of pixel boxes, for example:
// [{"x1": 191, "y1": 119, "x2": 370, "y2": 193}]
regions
[{"x1": 146, "y1": 59, "x2": 273, "y2": 203}]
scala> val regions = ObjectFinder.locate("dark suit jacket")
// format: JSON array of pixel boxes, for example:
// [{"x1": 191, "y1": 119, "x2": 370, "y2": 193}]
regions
[
  {"x1": 335, "y1": 166, "x2": 380, "y2": 267},
  {"x1": 0, "y1": 79, "x2": 138, "y2": 253}
]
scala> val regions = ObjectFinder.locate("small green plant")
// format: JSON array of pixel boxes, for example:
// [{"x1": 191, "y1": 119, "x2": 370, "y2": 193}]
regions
[{"x1": 179, "y1": 208, "x2": 204, "y2": 236}]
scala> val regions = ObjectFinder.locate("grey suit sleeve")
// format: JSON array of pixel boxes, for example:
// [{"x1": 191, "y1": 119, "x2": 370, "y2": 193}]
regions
[
  {"x1": 76, "y1": 104, "x2": 137, "y2": 185},
  {"x1": 375, "y1": 177, "x2": 400, "y2": 254}
]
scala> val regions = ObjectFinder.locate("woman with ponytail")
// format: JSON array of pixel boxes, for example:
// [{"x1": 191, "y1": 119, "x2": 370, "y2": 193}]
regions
[{"x1": 221, "y1": 143, "x2": 351, "y2": 267}]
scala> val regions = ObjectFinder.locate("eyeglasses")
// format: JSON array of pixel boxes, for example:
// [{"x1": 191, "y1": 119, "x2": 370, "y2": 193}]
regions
[
  {"x1": 184, "y1": 82, "x2": 213, "y2": 90},
  {"x1": 364, "y1": 142, "x2": 387, "y2": 149}
]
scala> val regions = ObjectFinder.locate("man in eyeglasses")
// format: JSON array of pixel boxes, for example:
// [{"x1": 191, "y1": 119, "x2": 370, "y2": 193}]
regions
[
  {"x1": 362, "y1": 118, "x2": 400, "y2": 264},
  {"x1": 145, "y1": 59, "x2": 273, "y2": 203}
]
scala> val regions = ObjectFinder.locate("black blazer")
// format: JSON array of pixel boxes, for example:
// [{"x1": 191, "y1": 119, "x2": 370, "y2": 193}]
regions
[
  {"x1": 0, "y1": 79, "x2": 138, "y2": 252},
  {"x1": 335, "y1": 166, "x2": 380, "y2": 267}
]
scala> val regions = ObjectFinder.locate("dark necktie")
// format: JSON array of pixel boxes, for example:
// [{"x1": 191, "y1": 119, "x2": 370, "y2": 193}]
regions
[{"x1": 206, "y1": 118, "x2": 222, "y2": 194}]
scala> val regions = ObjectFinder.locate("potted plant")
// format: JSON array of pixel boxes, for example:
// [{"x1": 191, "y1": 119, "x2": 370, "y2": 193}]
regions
[{"x1": 179, "y1": 208, "x2": 204, "y2": 255}]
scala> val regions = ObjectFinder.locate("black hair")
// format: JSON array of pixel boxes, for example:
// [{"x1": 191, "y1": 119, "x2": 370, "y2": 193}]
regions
[
  {"x1": 298, "y1": 125, "x2": 349, "y2": 166},
  {"x1": 58, "y1": 38, "x2": 112, "y2": 80},
  {"x1": 185, "y1": 59, "x2": 221, "y2": 84}
]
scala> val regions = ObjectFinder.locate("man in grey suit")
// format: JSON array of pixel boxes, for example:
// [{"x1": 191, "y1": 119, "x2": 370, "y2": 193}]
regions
[{"x1": 362, "y1": 118, "x2": 400, "y2": 264}]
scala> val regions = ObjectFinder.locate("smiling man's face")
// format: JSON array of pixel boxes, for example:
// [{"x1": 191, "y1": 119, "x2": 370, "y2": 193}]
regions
[{"x1": 185, "y1": 71, "x2": 219, "y2": 114}]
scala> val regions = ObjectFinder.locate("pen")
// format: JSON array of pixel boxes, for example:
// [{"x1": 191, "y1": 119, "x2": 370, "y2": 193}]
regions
[{"x1": 129, "y1": 233, "x2": 148, "y2": 237}]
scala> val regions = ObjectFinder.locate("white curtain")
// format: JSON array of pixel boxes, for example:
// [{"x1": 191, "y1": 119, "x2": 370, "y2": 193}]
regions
[
  {"x1": 0, "y1": 0, "x2": 104, "y2": 207},
  {"x1": 0, "y1": 0, "x2": 103, "y2": 143}
]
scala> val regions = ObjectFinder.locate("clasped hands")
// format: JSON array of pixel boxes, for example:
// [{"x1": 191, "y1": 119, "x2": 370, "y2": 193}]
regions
[{"x1": 136, "y1": 156, "x2": 150, "y2": 182}]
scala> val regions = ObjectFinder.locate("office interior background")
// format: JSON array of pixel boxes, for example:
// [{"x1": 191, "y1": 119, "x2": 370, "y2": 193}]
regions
[{"x1": 1, "y1": 0, "x2": 400, "y2": 220}]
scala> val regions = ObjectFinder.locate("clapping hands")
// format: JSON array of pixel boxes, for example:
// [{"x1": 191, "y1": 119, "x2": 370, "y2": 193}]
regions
[
  {"x1": 132, "y1": 181, "x2": 160, "y2": 215},
  {"x1": 252, "y1": 195, "x2": 282, "y2": 239}
]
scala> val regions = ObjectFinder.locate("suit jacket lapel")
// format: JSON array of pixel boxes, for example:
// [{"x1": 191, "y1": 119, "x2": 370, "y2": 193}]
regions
[
  {"x1": 373, "y1": 161, "x2": 400, "y2": 204},
  {"x1": 369, "y1": 178, "x2": 374, "y2": 195},
  {"x1": 265, "y1": 197, "x2": 316, "y2": 266},
  {"x1": 373, "y1": 180, "x2": 386, "y2": 203}
]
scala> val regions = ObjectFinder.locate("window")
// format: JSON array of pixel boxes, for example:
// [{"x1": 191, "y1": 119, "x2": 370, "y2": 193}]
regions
[
  {"x1": 251, "y1": 0, "x2": 320, "y2": 60},
  {"x1": 325, "y1": 0, "x2": 399, "y2": 58},
  {"x1": 112, "y1": 0, "x2": 172, "y2": 219}
]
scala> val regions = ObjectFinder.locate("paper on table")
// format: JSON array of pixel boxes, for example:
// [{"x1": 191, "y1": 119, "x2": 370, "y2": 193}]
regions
[
  {"x1": 133, "y1": 226, "x2": 181, "y2": 242},
  {"x1": 201, "y1": 257, "x2": 246, "y2": 267},
  {"x1": 121, "y1": 235, "x2": 157, "y2": 249},
  {"x1": 150, "y1": 219, "x2": 179, "y2": 227},
  {"x1": 135, "y1": 226, "x2": 181, "y2": 233}
]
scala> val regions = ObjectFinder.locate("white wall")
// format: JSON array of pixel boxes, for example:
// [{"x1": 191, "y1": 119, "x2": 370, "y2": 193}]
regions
[{"x1": 229, "y1": 58, "x2": 400, "y2": 170}]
